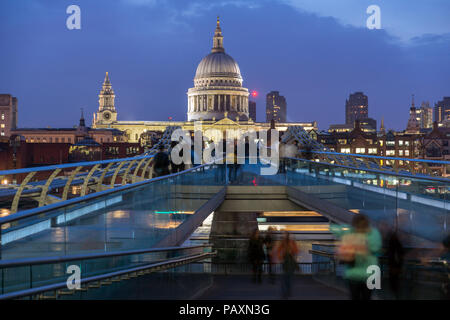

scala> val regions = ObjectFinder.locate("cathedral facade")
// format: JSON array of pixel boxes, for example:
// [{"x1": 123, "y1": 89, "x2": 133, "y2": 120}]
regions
[{"x1": 93, "y1": 18, "x2": 317, "y2": 143}]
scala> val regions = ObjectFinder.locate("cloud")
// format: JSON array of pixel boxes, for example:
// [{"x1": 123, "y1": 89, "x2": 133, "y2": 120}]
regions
[{"x1": 409, "y1": 33, "x2": 450, "y2": 45}]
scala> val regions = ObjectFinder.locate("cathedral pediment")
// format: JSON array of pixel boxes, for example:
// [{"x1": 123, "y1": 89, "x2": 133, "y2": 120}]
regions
[{"x1": 211, "y1": 117, "x2": 240, "y2": 127}]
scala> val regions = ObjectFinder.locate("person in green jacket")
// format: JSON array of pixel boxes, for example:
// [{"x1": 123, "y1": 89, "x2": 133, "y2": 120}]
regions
[{"x1": 332, "y1": 214, "x2": 382, "y2": 300}]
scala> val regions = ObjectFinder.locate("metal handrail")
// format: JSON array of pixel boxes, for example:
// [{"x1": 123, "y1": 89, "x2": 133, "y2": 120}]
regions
[
  {"x1": 305, "y1": 150, "x2": 450, "y2": 165},
  {"x1": 0, "y1": 154, "x2": 155, "y2": 176},
  {"x1": 286, "y1": 157, "x2": 450, "y2": 183},
  {"x1": 0, "y1": 160, "x2": 219, "y2": 226},
  {"x1": 0, "y1": 251, "x2": 215, "y2": 300},
  {"x1": 0, "y1": 244, "x2": 211, "y2": 268}
]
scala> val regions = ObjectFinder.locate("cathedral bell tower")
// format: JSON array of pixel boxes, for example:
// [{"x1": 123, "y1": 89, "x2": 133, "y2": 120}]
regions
[{"x1": 93, "y1": 72, "x2": 117, "y2": 125}]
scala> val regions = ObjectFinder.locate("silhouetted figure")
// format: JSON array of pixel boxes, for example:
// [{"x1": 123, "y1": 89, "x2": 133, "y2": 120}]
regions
[
  {"x1": 227, "y1": 144, "x2": 239, "y2": 184},
  {"x1": 275, "y1": 232, "x2": 299, "y2": 298},
  {"x1": 336, "y1": 214, "x2": 382, "y2": 300},
  {"x1": 153, "y1": 145, "x2": 170, "y2": 177},
  {"x1": 248, "y1": 230, "x2": 265, "y2": 284},
  {"x1": 264, "y1": 227, "x2": 275, "y2": 283},
  {"x1": 386, "y1": 230, "x2": 404, "y2": 299},
  {"x1": 170, "y1": 141, "x2": 185, "y2": 173}
]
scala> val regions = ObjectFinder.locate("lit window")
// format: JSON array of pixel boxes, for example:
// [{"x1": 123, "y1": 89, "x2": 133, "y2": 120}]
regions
[
  {"x1": 368, "y1": 148, "x2": 377, "y2": 154},
  {"x1": 341, "y1": 148, "x2": 350, "y2": 153},
  {"x1": 405, "y1": 150, "x2": 410, "y2": 156},
  {"x1": 404, "y1": 141, "x2": 410, "y2": 146},
  {"x1": 355, "y1": 148, "x2": 366, "y2": 154},
  {"x1": 0, "y1": 124, "x2": 4, "y2": 128},
  {"x1": 386, "y1": 150, "x2": 395, "y2": 156},
  {"x1": 0, "y1": 132, "x2": 4, "y2": 136},
  {"x1": 399, "y1": 150, "x2": 403, "y2": 156},
  {"x1": 1, "y1": 113, "x2": 4, "y2": 120}
]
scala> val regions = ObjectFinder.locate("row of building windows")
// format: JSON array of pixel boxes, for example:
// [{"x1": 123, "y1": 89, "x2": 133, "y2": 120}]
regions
[
  {"x1": 196, "y1": 79, "x2": 240, "y2": 86},
  {"x1": 339, "y1": 147, "x2": 410, "y2": 157},
  {"x1": 26, "y1": 137, "x2": 73, "y2": 143},
  {"x1": 23, "y1": 136, "x2": 112, "y2": 143},
  {"x1": 382, "y1": 140, "x2": 410, "y2": 147}
]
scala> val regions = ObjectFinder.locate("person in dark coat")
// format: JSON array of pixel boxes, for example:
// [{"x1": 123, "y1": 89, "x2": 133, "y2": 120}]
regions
[
  {"x1": 153, "y1": 145, "x2": 170, "y2": 177},
  {"x1": 248, "y1": 229, "x2": 265, "y2": 283},
  {"x1": 264, "y1": 227, "x2": 276, "y2": 283},
  {"x1": 385, "y1": 230, "x2": 405, "y2": 299}
]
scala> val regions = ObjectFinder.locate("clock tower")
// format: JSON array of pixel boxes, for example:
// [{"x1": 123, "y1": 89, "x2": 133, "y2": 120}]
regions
[{"x1": 94, "y1": 72, "x2": 117, "y2": 125}]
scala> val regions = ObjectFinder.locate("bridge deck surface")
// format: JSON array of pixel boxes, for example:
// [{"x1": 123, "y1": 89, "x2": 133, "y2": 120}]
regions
[{"x1": 198, "y1": 274, "x2": 347, "y2": 300}]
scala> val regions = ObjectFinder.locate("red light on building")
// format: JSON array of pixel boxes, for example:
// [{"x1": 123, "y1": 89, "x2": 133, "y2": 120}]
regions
[
  {"x1": 251, "y1": 90, "x2": 258, "y2": 98},
  {"x1": 168, "y1": 116, "x2": 173, "y2": 120}
]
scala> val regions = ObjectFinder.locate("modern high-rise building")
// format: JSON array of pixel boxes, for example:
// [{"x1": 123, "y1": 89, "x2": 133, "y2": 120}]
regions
[
  {"x1": 419, "y1": 101, "x2": 433, "y2": 129},
  {"x1": 0, "y1": 94, "x2": 18, "y2": 137},
  {"x1": 345, "y1": 92, "x2": 368, "y2": 126},
  {"x1": 266, "y1": 91, "x2": 286, "y2": 123},
  {"x1": 434, "y1": 97, "x2": 450, "y2": 125},
  {"x1": 248, "y1": 100, "x2": 256, "y2": 121}
]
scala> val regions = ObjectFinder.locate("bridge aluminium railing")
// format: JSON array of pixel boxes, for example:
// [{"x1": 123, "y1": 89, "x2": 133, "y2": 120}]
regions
[
  {"x1": 283, "y1": 155, "x2": 449, "y2": 244},
  {"x1": 0, "y1": 160, "x2": 224, "y2": 257},
  {"x1": 0, "y1": 244, "x2": 214, "y2": 300},
  {"x1": 281, "y1": 125, "x2": 449, "y2": 178},
  {"x1": 0, "y1": 154, "x2": 157, "y2": 214},
  {"x1": 0, "y1": 125, "x2": 181, "y2": 214},
  {"x1": 302, "y1": 150, "x2": 450, "y2": 179}
]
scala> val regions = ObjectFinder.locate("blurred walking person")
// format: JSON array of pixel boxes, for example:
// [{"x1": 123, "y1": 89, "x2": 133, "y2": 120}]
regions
[
  {"x1": 336, "y1": 214, "x2": 382, "y2": 300},
  {"x1": 275, "y1": 232, "x2": 299, "y2": 299},
  {"x1": 264, "y1": 227, "x2": 276, "y2": 284},
  {"x1": 248, "y1": 230, "x2": 265, "y2": 283},
  {"x1": 385, "y1": 229, "x2": 404, "y2": 299}
]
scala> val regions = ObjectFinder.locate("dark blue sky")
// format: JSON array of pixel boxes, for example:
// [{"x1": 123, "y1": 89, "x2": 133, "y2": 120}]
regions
[{"x1": 0, "y1": 0, "x2": 449, "y2": 130}]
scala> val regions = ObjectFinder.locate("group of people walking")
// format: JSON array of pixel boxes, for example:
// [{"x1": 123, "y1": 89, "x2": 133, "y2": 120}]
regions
[{"x1": 248, "y1": 228, "x2": 299, "y2": 298}]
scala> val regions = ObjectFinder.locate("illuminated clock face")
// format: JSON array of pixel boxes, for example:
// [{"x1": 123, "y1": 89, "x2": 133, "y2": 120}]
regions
[{"x1": 103, "y1": 112, "x2": 111, "y2": 120}]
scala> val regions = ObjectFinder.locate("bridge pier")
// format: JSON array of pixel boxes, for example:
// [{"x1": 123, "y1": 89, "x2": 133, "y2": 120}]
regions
[{"x1": 209, "y1": 210, "x2": 258, "y2": 263}]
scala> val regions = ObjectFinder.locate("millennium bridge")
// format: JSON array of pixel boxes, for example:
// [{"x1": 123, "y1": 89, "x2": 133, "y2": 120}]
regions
[{"x1": 0, "y1": 126, "x2": 448, "y2": 300}]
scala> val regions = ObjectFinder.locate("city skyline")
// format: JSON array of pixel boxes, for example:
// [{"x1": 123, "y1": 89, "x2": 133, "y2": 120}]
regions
[{"x1": 0, "y1": 0, "x2": 449, "y2": 130}]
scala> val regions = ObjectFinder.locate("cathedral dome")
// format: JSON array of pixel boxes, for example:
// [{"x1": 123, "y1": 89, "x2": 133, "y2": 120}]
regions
[
  {"x1": 187, "y1": 17, "x2": 250, "y2": 122},
  {"x1": 195, "y1": 52, "x2": 242, "y2": 80}
]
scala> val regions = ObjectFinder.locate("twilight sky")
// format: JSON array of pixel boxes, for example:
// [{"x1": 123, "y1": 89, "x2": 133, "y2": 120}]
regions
[{"x1": 0, "y1": 0, "x2": 449, "y2": 130}]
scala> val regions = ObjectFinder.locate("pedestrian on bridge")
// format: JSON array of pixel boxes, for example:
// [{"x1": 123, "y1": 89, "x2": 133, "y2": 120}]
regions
[
  {"x1": 275, "y1": 231, "x2": 299, "y2": 299},
  {"x1": 336, "y1": 214, "x2": 382, "y2": 300},
  {"x1": 153, "y1": 145, "x2": 170, "y2": 177},
  {"x1": 248, "y1": 229, "x2": 265, "y2": 284},
  {"x1": 264, "y1": 227, "x2": 276, "y2": 284}
]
